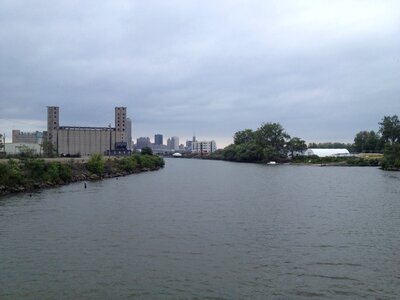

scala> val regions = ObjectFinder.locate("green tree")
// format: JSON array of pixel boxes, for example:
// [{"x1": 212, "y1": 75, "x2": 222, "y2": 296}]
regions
[
  {"x1": 222, "y1": 144, "x2": 240, "y2": 161},
  {"x1": 287, "y1": 137, "x2": 307, "y2": 157},
  {"x1": 379, "y1": 115, "x2": 400, "y2": 145},
  {"x1": 233, "y1": 129, "x2": 255, "y2": 145},
  {"x1": 382, "y1": 144, "x2": 400, "y2": 170},
  {"x1": 41, "y1": 141, "x2": 57, "y2": 158},
  {"x1": 0, "y1": 133, "x2": 3, "y2": 151},
  {"x1": 354, "y1": 130, "x2": 382, "y2": 153},
  {"x1": 228, "y1": 142, "x2": 263, "y2": 162},
  {"x1": 141, "y1": 147, "x2": 153, "y2": 155},
  {"x1": 17, "y1": 145, "x2": 36, "y2": 158},
  {"x1": 255, "y1": 122, "x2": 290, "y2": 160},
  {"x1": 379, "y1": 115, "x2": 400, "y2": 170}
]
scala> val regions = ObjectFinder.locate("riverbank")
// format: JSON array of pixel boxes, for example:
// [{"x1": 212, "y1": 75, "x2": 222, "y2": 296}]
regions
[
  {"x1": 291, "y1": 155, "x2": 382, "y2": 167},
  {"x1": 0, "y1": 154, "x2": 165, "y2": 197},
  {"x1": 204, "y1": 151, "x2": 383, "y2": 167}
]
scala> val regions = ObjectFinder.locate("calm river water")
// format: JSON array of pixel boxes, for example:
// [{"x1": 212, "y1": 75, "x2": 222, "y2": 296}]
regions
[{"x1": 1, "y1": 158, "x2": 400, "y2": 299}]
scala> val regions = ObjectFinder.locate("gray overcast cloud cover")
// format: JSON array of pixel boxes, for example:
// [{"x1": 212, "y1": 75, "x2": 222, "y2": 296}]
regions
[{"x1": 1, "y1": 0, "x2": 399, "y2": 146}]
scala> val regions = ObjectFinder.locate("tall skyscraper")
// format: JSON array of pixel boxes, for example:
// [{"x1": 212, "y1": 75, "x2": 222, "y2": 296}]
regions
[
  {"x1": 167, "y1": 138, "x2": 172, "y2": 149},
  {"x1": 171, "y1": 136, "x2": 179, "y2": 150},
  {"x1": 154, "y1": 134, "x2": 163, "y2": 145}
]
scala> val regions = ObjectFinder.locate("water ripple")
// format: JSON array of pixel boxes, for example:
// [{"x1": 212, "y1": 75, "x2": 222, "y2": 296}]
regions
[{"x1": 1, "y1": 160, "x2": 400, "y2": 299}]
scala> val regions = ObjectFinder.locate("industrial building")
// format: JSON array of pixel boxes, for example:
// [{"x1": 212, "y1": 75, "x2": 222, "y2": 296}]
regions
[
  {"x1": 12, "y1": 130, "x2": 43, "y2": 144},
  {"x1": 44, "y1": 106, "x2": 132, "y2": 156}
]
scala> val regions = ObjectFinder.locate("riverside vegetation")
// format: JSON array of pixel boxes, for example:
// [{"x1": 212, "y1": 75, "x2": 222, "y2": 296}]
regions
[
  {"x1": 0, "y1": 152, "x2": 164, "y2": 196},
  {"x1": 208, "y1": 115, "x2": 400, "y2": 170}
]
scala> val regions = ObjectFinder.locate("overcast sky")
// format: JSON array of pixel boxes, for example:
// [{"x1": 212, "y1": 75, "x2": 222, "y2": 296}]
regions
[{"x1": 1, "y1": 0, "x2": 399, "y2": 147}]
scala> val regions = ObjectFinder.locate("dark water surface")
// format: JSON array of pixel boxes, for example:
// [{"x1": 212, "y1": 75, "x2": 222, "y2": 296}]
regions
[{"x1": 1, "y1": 158, "x2": 400, "y2": 299}]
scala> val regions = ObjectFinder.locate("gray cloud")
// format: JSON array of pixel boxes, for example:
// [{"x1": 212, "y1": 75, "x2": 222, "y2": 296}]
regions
[{"x1": 1, "y1": 0, "x2": 399, "y2": 146}]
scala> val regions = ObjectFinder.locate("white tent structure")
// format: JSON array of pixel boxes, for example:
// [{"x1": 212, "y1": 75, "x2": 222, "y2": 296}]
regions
[{"x1": 304, "y1": 148, "x2": 350, "y2": 157}]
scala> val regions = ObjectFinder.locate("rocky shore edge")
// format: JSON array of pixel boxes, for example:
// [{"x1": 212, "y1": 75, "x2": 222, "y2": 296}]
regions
[
  {"x1": 0, "y1": 155, "x2": 164, "y2": 197},
  {"x1": 0, "y1": 166, "x2": 162, "y2": 197}
]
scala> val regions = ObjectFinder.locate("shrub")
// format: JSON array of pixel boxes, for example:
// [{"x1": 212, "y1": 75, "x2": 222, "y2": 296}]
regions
[
  {"x1": 129, "y1": 153, "x2": 164, "y2": 169},
  {"x1": 23, "y1": 158, "x2": 47, "y2": 179},
  {"x1": 0, "y1": 159, "x2": 24, "y2": 186},
  {"x1": 119, "y1": 156, "x2": 139, "y2": 172},
  {"x1": 87, "y1": 154, "x2": 105, "y2": 175},
  {"x1": 57, "y1": 163, "x2": 72, "y2": 181}
]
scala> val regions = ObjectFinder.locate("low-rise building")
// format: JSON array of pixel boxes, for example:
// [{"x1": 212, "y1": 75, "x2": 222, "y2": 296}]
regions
[
  {"x1": 136, "y1": 137, "x2": 151, "y2": 150},
  {"x1": 304, "y1": 148, "x2": 350, "y2": 157},
  {"x1": 5, "y1": 143, "x2": 42, "y2": 155},
  {"x1": 192, "y1": 140, "x2": 217, "y2": 154}
]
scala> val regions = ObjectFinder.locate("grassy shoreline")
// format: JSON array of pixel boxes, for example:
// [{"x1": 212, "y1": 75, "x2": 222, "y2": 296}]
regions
[
  {"x1": 202, "y1": 152, "x2": 384, "y2": 168},
  {"x1": 0, "y1": 154, "x2": 164, "y2": 197}
]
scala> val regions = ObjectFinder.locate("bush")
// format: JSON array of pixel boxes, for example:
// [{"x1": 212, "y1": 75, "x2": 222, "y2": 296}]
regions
[
  {"x1": 23, "y1": 158, "x2": 47, "y2": 179},
  {"x1": 19, "y1": 158, "x2": 73, "y2": 183},
  {"x1": 382, "y1": 144, "x2": 400, "y2": 170},
  {"x1": 0, "y1": 159, "x2": 24, "y2": 186},
  {"x1": 129, "y1": 153, "x2": 164, "y2": 170},
  {"x1": 87, "y1": 154, "x2": 105, "y2": 175},
  {"x1": 140, "y1": 155, "x2": 157, "y2": 169},
  {"x1": 57, "y1": 163, "x2": 72, "y2": 181},
  {"x1": 119, "y1": 156, "x2": 139, "y2": 172}
]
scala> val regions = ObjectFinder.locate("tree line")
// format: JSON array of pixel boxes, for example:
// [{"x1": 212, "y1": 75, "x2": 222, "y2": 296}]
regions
[
  {"x1": 209, "y1": 115, "x2": 400, "y2": 170},
  {"x1": 210, "y1": 122, "x2": 306, "y2": 163},
  {"x1": 351, "y1": 115, "x2": 400, "y2": 169}
]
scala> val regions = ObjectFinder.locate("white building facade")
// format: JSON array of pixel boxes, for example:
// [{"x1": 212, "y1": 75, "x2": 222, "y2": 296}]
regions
[
  {"x1": 5, "y1": 143, "x2": 42, "y2": 155},
  {"x1": 192, "y1": 140, "x2": 217, "y2": 154},
  {"x1": 171, "y1": 136, "x2": 179, "y2": 150}
]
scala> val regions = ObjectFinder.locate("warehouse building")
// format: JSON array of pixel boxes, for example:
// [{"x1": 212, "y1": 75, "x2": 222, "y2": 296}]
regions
[{"x1": 44, "y1": 106, "x2": 132, "y2": 156}]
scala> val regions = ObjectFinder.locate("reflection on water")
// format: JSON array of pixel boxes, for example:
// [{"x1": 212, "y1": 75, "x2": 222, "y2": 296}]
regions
[{"x1": 1, "y1": 159, "x2": 400, "y2": 299}]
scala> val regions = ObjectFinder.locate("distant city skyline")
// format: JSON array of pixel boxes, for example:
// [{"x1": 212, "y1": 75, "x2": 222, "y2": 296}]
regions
[{"x1": 1, "y1": 1, "x2": 399, "y2": 148}]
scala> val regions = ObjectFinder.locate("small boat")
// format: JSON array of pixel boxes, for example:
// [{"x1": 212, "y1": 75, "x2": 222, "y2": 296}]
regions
[{"x1": 267, "y1": 161, "x2": 277, "y2": 165}]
